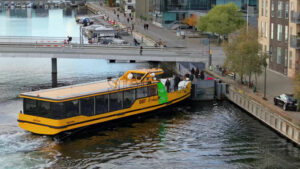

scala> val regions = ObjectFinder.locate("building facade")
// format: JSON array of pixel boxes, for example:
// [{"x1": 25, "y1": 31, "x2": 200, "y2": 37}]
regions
[
  {"x1": 258, "y1": 0, "x2": 299, "y2": 77},
  {"x1": 136, "y1": 0, "x2": 257, "y2": 27}
]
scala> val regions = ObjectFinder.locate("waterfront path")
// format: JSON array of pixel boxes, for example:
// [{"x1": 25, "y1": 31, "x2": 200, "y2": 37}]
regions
[{"x1": 207, "y1": 69, "x2": 299, "y2": 123}]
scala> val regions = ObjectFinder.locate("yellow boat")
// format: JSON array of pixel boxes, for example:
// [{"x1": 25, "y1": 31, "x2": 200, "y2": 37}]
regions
[{"x1": 18, "y1": 68, "x2": 191, "y2": 135}]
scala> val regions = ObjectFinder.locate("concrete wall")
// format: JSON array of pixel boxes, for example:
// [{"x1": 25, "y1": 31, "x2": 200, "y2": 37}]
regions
[{"x1": 226, "y1": 86, "x2": 300, "y2": 145}]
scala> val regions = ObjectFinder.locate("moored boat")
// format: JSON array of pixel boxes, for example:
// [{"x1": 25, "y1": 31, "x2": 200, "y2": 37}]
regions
[{"x1": 18, "y1": 69, "x2": 191, "y2": 135}]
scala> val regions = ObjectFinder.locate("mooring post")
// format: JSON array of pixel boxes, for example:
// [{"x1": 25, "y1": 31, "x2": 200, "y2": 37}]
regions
[{"x1": 52, "y1": 58, "x2": 57, "y2": 88}]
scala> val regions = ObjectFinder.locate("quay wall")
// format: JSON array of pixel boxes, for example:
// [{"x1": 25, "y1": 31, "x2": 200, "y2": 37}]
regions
[
  {"x1": 206, "y1": 70, "x2": 300, "y2": 146},
  {"x1": 226, "y1": 86, "x2": 300, "y2": 145}
]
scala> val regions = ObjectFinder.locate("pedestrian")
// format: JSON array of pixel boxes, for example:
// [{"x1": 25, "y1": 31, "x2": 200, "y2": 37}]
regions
[
  {"x1": 132, "y1": 24, "x2": 134, "y2": 30},
  {"x1": 67, "y1": 36, "x2": 70, "y2": 44},
  {"x1": 200, "y1": 71, "x2": 205, "y2": 80},
  {"x1": 146, "y1": 24, "x2": 149, "y2": 30},
  {"x1": 165, "y1": 78, "x2": 170, "y2": 92},
  {"x1": 129, "y1": 13, "x2": 131, "y2": 18},
  {"x1": 174, "y1": 75, "x2": 180, "y2": 91},
  {"x1": 140, "y1": 46, "x2": 143, "y2": 55},
  {"x1": 195, "y1": 68, "x2": 200, "y2": 77},
  {"x1": 191, "y1": 68, "x2": 195, "y2": 75},
  {"x1": 127, "y1": 18, "x2": 129, "y2": 23},
  {"x1": 141, "y1": 36, "x2": 143, "y2": 43},
  {"x1": 144, "y1": 24, "x2": 146, "y2": 30},
  {"x1": 133, "y1": 38, "x2": 138, "y2": 46},
  {"x1": 117, "y1": 14, "x2": 119, "y2": 19}
]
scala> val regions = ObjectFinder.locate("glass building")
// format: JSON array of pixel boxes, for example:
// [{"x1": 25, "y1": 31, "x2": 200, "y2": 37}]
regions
[{"x1": 150, "y1": 0, "x2": 257, "y2": 26}]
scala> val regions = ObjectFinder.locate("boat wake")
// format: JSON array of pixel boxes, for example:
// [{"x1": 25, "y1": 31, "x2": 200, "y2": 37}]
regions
[{"x1": 0, "y1": 131, "x2": 59, "y2": 169}]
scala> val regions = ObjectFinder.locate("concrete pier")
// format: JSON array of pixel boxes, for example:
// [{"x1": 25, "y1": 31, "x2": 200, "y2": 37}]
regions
[{"x1": 51, "y1": 58, "x2": 57, "y2": 87}]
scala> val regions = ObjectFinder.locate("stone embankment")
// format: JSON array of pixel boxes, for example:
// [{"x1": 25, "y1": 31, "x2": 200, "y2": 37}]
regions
[{"x1": 206, "y1": 70, "x2": 300, "y2": 146}]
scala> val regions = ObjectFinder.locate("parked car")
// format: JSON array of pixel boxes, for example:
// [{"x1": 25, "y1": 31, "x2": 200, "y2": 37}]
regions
[{"x1": 274, "y1": 94, "x2": 298, "y2": 111}]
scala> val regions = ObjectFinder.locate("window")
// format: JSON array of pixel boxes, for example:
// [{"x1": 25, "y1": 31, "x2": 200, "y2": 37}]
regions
[
  {"x1": 271, "y1": 0, "x2": 275, "y2": 17},
  {"x1": 271, "y1": 23, "x2": 274, "y2": 39},
  {"x1": 265, "y1": 0, "x2": 268, "y2": 17},
  {"x1": 95, "y1": 94, "x2": 109, "y2": 115},
  {"x1": 289, "y1": 51, "x2": 293, "y2": 68},
  {"x1": 148, "y1": 85, "x2": 157, "y2": 96},
  {"x1": 64, "y1": 100, "x2": 79, "y2": 118},
  {"x1": 123, "y1": 89, "x2": 135, "y2": 109},
  {"x1": 285, "y1": 3, "x2": 289, "y2": 19},
  {"x1": 265, "y1": 22, "x2": 268, "y2": 38},
  {"x1": 24, "y1": 99, "x2": 79, "y2": 119},
  {"x1": 136, "y1": 87, "x2": 148, "y2": 99},
  {"x1": 285, "y1": 26, "x2": 288, "y2": 42},
  {"x1": 261, "y1": 21, "x2": 264, "y2": 37},
  {"x1": 80, "y1": 97, "x2": 94, "y2": 116},
  {"x1": 285, "y1": 49, "x2": 288, "y2": 67},
  {"x1": 270, "y1": 46, "x2": 273, "y2": 62},
  {"x1": 262, "y1": 0, "x2": 264, "y2": 16},
  {"x1": 109, "y1": 92, "x2": 123, "y2": 112},
  {"x1": 277, "y1": 24, "x2": 282, "y2": 41},
  {"x1": 278, "y1": 1, "x2": 283, "y2": 18},
  {"x1": 277, "y1": 47, "x2": 282, "y2": 64}
]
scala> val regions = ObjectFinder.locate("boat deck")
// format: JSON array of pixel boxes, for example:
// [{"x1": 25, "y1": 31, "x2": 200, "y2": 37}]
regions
[
  {"x1": 20, "y1": 79, "x2": 153, "y2": 101},
  {"x1": 20, "y1": 69, "x2": 163, "y2": 101}
]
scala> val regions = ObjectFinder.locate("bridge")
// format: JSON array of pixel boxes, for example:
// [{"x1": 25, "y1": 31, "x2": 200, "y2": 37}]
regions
[
  {"x1": 0, "y1": 37, "x2": 208, "y2": 62},
  {"x1": 0, "y1": 36, "x2": 210, "y2": 87}
]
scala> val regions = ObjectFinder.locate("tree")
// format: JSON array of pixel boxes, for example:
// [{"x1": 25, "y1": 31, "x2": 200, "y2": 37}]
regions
[
  {"x1": 223, "y1": 26, "x2": 263, "y2": 85},
  {"x1": 197, "y1": 3, "x2": 245, "y2": 40},
  {"x1": 295, "y1": 72, "x2": 300, "y2": 111}
]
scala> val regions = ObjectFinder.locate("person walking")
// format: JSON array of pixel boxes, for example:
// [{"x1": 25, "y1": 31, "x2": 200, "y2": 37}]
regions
[
  {"x1": 140, "y1": 46, "x2": 143, "y2": 55},
  {"x1": 174, "y1": 75, "x2": 180, "y2": 91},
  {"x1": 165, "y1": 79, "x2": 171, "y2": 92}
]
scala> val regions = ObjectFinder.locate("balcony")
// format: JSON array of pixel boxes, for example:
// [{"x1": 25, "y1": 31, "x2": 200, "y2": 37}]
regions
[
  {"x1": 291, "y1": 11, "x2": 300, "y2": 24},
  {"x1": 290, "y1": 35, "x2": 300, "y2": 49}
]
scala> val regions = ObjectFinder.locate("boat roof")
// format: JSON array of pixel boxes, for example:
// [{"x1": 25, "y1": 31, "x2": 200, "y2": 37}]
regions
[{"x1": 19, "y1": 68, "x2": 163, "y2": 102}]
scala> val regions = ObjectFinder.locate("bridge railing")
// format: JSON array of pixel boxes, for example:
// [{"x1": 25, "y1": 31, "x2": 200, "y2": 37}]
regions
[{"x1": 0, "y1": 36, "x2": 81, "y2": 44}]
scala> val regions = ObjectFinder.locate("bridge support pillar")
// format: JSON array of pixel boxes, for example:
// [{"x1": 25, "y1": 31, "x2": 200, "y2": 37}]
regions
[{"x1": 52, "y1": 58, "x2": 57, "y2": 88}]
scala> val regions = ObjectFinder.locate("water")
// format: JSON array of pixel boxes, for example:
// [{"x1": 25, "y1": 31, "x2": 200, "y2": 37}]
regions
[{"x1": 0, "y1": 7, "x2": 300, "y2": 169}]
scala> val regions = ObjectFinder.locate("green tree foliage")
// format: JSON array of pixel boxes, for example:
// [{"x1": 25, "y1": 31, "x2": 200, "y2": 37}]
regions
[
  {"x1": 197, "y1": 3, "x2": 245, "y2": 37},
  {"x1": 295, "y1": 72, "x2": 300, "y2": 110},
  {"x1": 223, "y1": 26, "x2": 263, "y2": 85}
]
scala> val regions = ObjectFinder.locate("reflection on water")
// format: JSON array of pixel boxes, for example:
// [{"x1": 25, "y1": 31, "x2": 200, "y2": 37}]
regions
[{"x1": 0, "y1": 6, "x2": 88, "y2": 37}]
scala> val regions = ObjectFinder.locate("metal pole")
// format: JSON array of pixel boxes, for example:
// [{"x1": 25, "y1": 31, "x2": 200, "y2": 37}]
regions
[
  {"x1": 246, "y1": 0, "x2": 249, "y2": 32},
  {"x1": 264, "y1": 65, "x2": 267, "y2": 99},
  {"x1": 52, "y1": 58, "x2": 57, "y2": 88},
  {"x1": 208, "y1": 37, "x2": 211, "y2": 67}
]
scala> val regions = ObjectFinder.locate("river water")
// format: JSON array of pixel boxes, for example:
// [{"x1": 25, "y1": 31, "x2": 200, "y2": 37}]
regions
[{"x1": 0, "y1": 7, "x2": 300, "y2": 169}]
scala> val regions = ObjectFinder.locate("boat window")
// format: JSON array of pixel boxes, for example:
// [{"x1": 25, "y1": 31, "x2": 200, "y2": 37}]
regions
[
  {"x1": 148, "y1": 85, "x2": 157, "y2": 96},
  {"x1": 51, "y1": 102, "x2": 66, "y2": 119},
  {"x1": 136, "y1": 87, "x2": 148, "y2": 99},
  {"x1": 80, "y1": 97, "x2": 95, "y2": 116},
  {"x1": 95, "y1": 94, "x2": 109, "y2": 115},
  {"x1": 132, "y1": 73, "x2": 145, "y2": 80},
  {"x1": 24, "y1": 99, "x2": 38, "y2": 115},
  {"x1": 109, "y1": 92, "x2": 123, "y2": 112},
  {"x1": 64, "y1": 100, "x2": 79, "y2": 118},
  {"x1": 24, "y1": 99, "x2": 79, "y2": 119},
  {"x1": 123, "y1": 89, "x2": 135, "y2": 109}
]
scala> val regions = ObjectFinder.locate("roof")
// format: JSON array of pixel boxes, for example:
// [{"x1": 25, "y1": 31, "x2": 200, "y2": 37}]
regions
[{"x1": 19, "y1": 68, "x2": 163, "y2": 102}]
